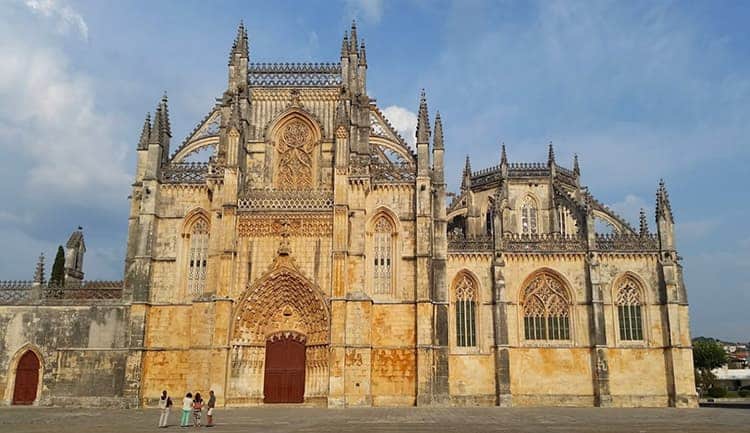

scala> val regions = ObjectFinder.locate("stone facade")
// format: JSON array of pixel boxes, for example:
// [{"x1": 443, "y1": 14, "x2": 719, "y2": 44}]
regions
[{"x1": 0, "y1": 22, "x2": 697, "y2": 408}]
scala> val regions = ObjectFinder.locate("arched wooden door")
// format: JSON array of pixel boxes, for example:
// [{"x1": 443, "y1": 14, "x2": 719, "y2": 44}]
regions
[
  {"x1": 263, "y1": 334, "x2": 305, "y2": 403},
  {"x1": 12, "y1": 351, "x2": 40, "y2": 405}
]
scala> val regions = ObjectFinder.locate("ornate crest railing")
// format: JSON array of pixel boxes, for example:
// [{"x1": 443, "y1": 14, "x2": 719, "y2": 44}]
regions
[
  {"x1": 0, "y1": 280, "x2": 124, "y2": 305},
  {"x1": 238, "y1": 189, "x2": 334, "y2": 212},
  {"x1": 503, "y1": 233, "x2": 586, "y2": 252},
  {"x1": 595, "y1": 233, "x2": 659, "y2": 252},
  {"x1": 248, "y1": 62, "x2": 342, "y2": 87},
  {"x1": 162, "y1": 162, "x2": 209, "y2": 184},
  {"x1": 447, "y1": 233, "x2": 494, "y2": 252}
]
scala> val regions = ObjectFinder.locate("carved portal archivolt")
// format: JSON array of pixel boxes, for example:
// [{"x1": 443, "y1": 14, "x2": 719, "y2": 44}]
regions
[{"x1": 228, "y1": 254, "x2": 329, "y2": 403}]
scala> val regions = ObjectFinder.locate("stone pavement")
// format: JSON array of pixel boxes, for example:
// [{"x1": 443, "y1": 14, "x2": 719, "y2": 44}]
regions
[{"x1": 0, "y1": 406, "x2": 748, "y2": 433}]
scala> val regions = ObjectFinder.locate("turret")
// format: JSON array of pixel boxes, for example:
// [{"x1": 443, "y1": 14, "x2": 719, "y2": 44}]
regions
[
  {"x1": 33, "y1": 253, "x2": 45, "y2": 286},
  {"x1": 500, "y1": 143, "x2": 508, "y2": 177},
  {"x1": 461, "y1": 155, "x2": 472, "y2": 192},
  {"x1": 432, "y1": 111, "x2": 444, "y2": 185},
  {"x1": 416, "y1": 90, "x2": 431, "y2": 176},
  {"x1": 64, "y1": 227, "x2": 85, "y2": 283},
  {"x1": 656, "y1": 179, "x2": 676, "y2": 251},
  {"x1": 547, "y1": 141, "x2": 556, "y2": 169},
  {"x1": 639, "y1": 208, "x2": 649, "y2": 236},
  {"x1": 228, "y1": 21, "x2": 249, "y2": 93},
  {"x1": 137, "y1": 113, "x2": 151, "y2": 151},
  {"x1": 159, "y1": 93, "x2": 172, "y2": 165}
]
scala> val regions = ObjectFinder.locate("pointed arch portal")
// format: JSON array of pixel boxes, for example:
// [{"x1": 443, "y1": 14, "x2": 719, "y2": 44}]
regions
[
  {"x1": 12, "y1": 350, "x2": 40, "y2": 405},
  {"x1": 229, "y1": 254, "x2": 329, "y2": 404}
]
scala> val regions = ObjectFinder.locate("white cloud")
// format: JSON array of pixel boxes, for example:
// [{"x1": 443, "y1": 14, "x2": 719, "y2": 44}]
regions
[
  {"x1": 609, "y1": 194, "x2": 650, "y2": 228},
  {"x1": 345, "y1": 0, "x2": 384, "y2": 24},
  {"x1": 0, "y1": 34, "x2": 129, "y2": 201},
  {"x1": 382, "y1": 105, "x2": 417, "y2": 147},
  {"x1": 24, "y1": 0, "x2": 88, "y2": 40},
  {"x1": 0, "y1": 0, "x2": 129, "y2": 279}
]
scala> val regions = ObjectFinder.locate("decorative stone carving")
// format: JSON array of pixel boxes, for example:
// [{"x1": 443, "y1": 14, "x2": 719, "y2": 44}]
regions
[
  {"x1": 232, "y1": 254, "x2": 329, "y2": 346},
  {"x1": 275, "y1": 119, "x2": 316, "y2": 189},
  {"x1": 237, "y1": 214, "x2": 332, "y2": 237}
]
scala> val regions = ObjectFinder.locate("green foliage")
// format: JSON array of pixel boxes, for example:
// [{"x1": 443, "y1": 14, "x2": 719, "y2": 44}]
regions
[
  {"x1": 693, "y1": 339, "x2": 727, "y2": 371},
  {"x1": 693, "y1": 339, "x2": 727, "y2": 395},
  {"x1": 707, "y1": 386, "x2": 727, "y2": 398},
  {"x1": 49, "y1": 245, "x2": 65, "y2": 287},
  {"x1": 739, "y1": 389, "x2": 749, "y2": 398}
]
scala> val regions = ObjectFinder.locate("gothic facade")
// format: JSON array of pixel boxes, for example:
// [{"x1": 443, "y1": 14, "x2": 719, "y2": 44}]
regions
[{"x1": 0, "y1": 23, "x2": 697, "y2": 408}]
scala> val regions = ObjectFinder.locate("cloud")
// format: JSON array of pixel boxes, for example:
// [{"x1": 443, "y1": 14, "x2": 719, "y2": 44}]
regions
[
  {"x1": 609, "y1": 194, "x2": 651, "y2": 228},
  {"x1": 0, "y1": 1, "x2": 128, "y2": 279},
  {"x1": 345, "y1": 0, "x2": 384, "y2": 24},
  {"x1": 23, "y1": 0, "x2": 88, "y2": 40},
  {"x1": 382, "y1": 105, "x2": 418, "y2": 147}
]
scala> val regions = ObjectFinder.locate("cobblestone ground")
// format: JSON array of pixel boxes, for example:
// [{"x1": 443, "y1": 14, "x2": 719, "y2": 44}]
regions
[{"x1": 0, "y1": 406, "x2": 748, "y2": 433}]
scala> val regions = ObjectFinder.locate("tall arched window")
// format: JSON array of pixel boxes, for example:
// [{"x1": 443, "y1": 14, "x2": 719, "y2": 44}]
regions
[
  {"x1": 521, "y1": 196, "x2": 538, "y2": 234},
  {"x1": 454, "y1": 274, "x2": 477, "y2": 347},
  {"x1": 522, "y1": 272, "x2": 570, "y2": 340},
  {"x1": 187, "y1": 218, "x2": 209, "y2": 296},
  {"x1": 373, "y1": 216, "x2": 393, "y2": 295},
  {"x1": 616, "y1": 279, "x2": 644, "y2": 341}
]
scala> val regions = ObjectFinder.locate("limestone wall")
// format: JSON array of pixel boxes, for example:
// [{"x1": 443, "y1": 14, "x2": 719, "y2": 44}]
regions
[{"x1": 0, "y1": 305, "x2": 129, "y2": 407}]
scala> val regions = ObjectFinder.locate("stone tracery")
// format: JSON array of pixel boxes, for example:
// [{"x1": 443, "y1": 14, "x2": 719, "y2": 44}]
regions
[
  {"x1": 275, "y1": 119, "x2": 316, "y2": 189},
  {"x1": 232, "y1": 255, "x2": 329, "y2": 346}
]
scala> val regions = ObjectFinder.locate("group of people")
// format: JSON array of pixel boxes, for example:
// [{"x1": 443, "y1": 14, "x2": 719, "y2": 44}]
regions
[{"x1": 158, "y1": 389, "x2": 216, "y2": 428}]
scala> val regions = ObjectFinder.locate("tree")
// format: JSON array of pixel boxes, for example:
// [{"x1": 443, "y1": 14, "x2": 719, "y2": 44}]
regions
[
  {"x1": 693, "y1": 339, "x2": 727, "y2": 395},
  {"x1": 49, "y1": 245, "x2": 66, "y2": 287}
]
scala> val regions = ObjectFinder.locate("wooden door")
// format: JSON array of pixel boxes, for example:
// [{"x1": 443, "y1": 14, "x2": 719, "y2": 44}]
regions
[
  {"x1": 263, "y1": 335, "x2": 305, "y2": 403},
  {"x1": 12, "y1": 351, "x2": 40, "y2": 405}
]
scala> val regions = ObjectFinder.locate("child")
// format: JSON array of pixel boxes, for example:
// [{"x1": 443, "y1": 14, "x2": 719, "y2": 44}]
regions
[{"x1": 192, "y1": 392, "x2": 204, "y2": 427}]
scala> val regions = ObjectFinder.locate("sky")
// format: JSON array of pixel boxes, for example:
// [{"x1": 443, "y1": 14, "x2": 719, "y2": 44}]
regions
[{"x1": 0, "y1": 0, "x2": 748, "y2": 341}]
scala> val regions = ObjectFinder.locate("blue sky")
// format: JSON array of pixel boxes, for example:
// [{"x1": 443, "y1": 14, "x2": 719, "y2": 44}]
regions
[{"x1": 0, "y1": 0, "x2": 748, "y2": 341}]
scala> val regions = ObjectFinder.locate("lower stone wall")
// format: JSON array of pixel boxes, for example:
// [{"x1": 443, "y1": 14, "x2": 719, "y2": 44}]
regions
[{"x1": 0, "y1": 305, "x2": 131, "y2": 407}]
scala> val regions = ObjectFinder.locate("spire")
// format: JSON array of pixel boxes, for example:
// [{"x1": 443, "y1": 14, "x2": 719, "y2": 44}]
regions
[
  {"x1": 416, "y1": 89, "x2": 430, "y2": 144},
  {"x1": 461, "y1": 155, "x2": 472, "y2": 190},
  {"x1": 639, "y1": 208, "x2": 649, "y2": 236},
  {"x1": 547, "y1": 141, "x2": 555, "y2": 166},
  {"x1": 500, "y1": 142, "x2": 508, "y2": 166},
  {"x1": 656, "y1": 179, "x2": 674, "y2": 223},
  {"x1": 359, "y1": 40, "x2": 367, "y2": 66},
  {"x1": 137, "y1": 112, "x2": 151, "y2": 150},
  {"x1": 160, "y1": 92, "x2": 171, "y2": 138},
  {"x1": 150, "y1": 102, "x2": 162, "y2": 145},
  {"x1": 349, "y1": 20, "x2": 358, "y2": 54},
  {"x1": 573, "y1": 153, "x2": 580, "y2": 176},
  {"x1": 229, "y1": 20, "x2": 249, "y2": 63},
  {"x1": 341, "y1": 31, "x2": 349, "y2": 58},
  {"x1": 33, "y1": 252, "x2": 45, "y2": 285},
  {"x1": 433, "y1": 111, "x2": 443, "y2": 149}
]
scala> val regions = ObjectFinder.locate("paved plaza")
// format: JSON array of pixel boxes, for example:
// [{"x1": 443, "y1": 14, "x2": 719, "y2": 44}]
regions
[{"x1": 0, "y1": 406, "x2": 748, "y2": 433}]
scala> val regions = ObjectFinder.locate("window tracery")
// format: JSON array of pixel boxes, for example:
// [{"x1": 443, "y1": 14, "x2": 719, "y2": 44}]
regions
[
  {"x1": 187, "y1": 218, "x2": 209, "y2": 296},
  {"x1": 454, "y1": 274, "x2": 477, "y2": 347},
  {"x1": 522, "y1": 272, "x2": 570, "y2": 340},
  {"x1": 275, "y1": 119, "x2": 315, "y2": 189},
  {"x1": 373, "y1": 216, "x2": 393, "y2": 295},
  {"x1": 616, "y1": 280, "x2": 644, "y2": 341},
  {"x1": 521, "y1": 196, "x2": 538, "y2": 234}
]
